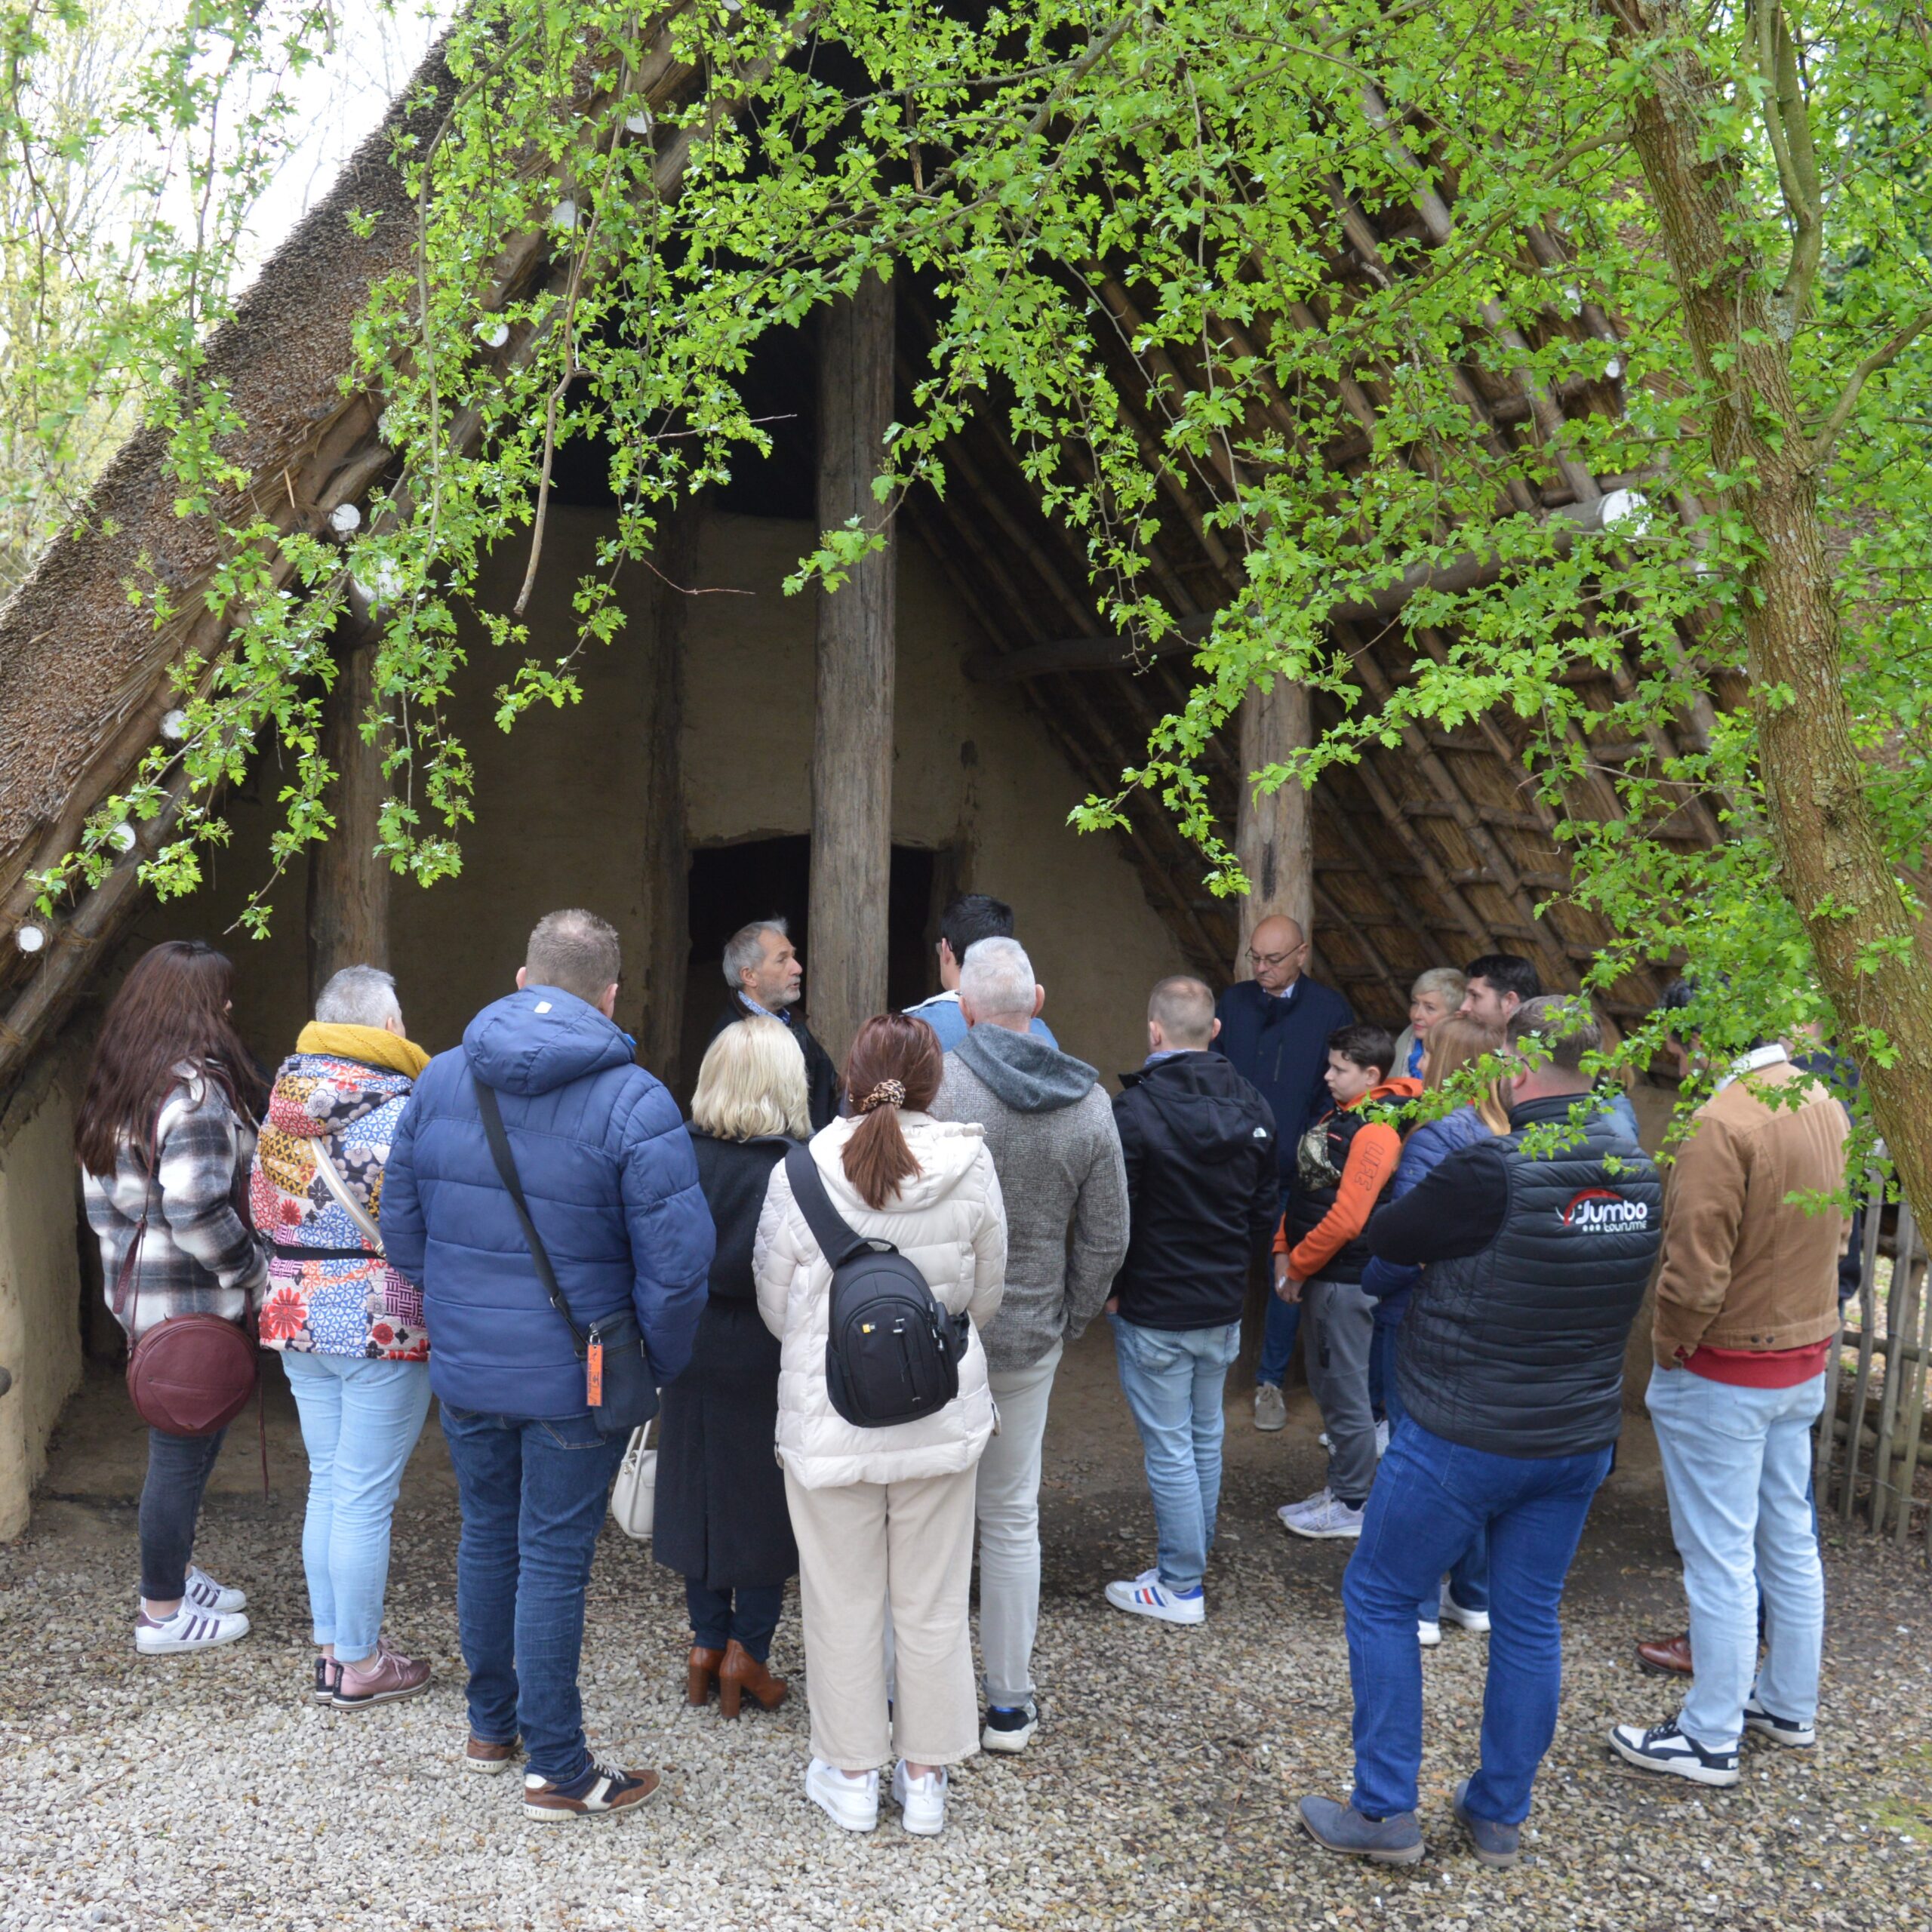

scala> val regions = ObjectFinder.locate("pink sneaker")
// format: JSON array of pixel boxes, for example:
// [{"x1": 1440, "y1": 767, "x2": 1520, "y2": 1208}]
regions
[{"x1": 331, "y1": 1639, "x2": 431, "y2": 1709}]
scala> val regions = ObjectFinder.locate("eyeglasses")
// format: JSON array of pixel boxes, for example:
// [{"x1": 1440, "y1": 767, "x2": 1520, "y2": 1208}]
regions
[{"x1": 1246, "y1": 944, "x2": 1309, "y2": 969}]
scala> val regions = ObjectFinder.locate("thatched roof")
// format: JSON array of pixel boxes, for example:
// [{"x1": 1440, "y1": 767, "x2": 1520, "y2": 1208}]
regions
[{"x1": 0, "y1": 18, "x2": 1709, "y2": 1078}]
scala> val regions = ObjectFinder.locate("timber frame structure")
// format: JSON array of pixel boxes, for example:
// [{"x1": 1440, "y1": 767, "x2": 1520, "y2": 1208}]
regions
[{"x1": 0, "y1": 12, "x2": 1721, "y2": 1092}]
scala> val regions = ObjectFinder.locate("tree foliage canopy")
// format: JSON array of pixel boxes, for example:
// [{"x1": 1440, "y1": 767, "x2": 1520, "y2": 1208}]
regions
[{"x1": 7, "y1": 0, "x2": 1931, "y2": 1169}]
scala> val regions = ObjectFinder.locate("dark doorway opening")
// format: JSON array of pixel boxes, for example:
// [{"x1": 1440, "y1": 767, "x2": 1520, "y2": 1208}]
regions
[{"x1": 680, "y1": 837, "x2": 943, "y2": 1100}]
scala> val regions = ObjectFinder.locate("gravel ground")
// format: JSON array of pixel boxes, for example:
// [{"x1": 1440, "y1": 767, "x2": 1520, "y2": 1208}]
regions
[{"x1": 3, "y1": 1346, "x2": 1928, "y2": 1932}]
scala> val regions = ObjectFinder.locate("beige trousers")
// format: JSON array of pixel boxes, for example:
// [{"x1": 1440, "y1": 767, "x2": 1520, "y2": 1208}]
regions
[{"x1": 785, "y1": 1464, "x2": 980, "y2": 1770}]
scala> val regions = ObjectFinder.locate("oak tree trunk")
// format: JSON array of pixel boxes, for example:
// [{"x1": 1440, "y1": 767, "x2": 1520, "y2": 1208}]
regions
[
  {"x1": 306, "y1": 616, "x2": 389, "y2": 1009},
  {"x1": 1234, "y1": 679, "x2": 1315, "y2": 978},
  {"x1": 1603, "y1": 1, "x2": 1932, "y2": 1226},
  {"x1": 808, "y1": 275, "x2": 897, "y2": 1069}
]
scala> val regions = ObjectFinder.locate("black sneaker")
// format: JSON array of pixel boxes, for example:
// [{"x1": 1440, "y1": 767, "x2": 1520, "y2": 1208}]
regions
[
  {"x1": 1607, "y1": 1718, "x2": 1740, "y2": 1786},
  {"x1": 312, "y1": 1657, "x2": 342, "y2": 1706},
  {"x1": 1743, "y1": 1692, "x2": 1815, "y2": 1748},
  {"x1": 982, "y1": 1700, "x2": 1039, "y2": 1754}
]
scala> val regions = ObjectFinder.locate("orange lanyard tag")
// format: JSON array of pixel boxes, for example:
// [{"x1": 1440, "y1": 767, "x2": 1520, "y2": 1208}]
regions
[{"x1": 586, "y1": 1334, "x2": 604, "y2": 1407}]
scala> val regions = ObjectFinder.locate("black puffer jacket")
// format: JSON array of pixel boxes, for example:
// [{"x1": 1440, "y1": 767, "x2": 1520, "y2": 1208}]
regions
[
  {"x1": 1111, "y1": 1053, "x2": 1278, "y2": 1330},
  {"x1": 1365, "y1": 1094, "x2": 1663, "y2": 1458}
]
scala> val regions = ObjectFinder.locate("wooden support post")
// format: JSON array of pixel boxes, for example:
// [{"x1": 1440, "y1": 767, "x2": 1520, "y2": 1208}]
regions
[
  {"x1": 635, "y1": 503, "x2": 694, "y2": 1086},
  {"x1": 1234, "y1": 678, "x2": 1313, "y2": 975},
  {"x1": 808, "y1": 274, "x2": 896, "y2": 1068},
  {"x1": 306, "y1": 614, "x2": 389, "y2": 1008}
]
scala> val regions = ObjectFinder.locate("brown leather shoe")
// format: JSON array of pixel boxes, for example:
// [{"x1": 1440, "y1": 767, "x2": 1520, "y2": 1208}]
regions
[
  {"x1": 687, "y1": 1644, "x2": 725, "y2": 1706},
  {"x1": 463, "y1": 1734, "x2": 521, "y2": 1775},
  {"x1": 1636, "y1": 1632, "x2": 1694, "y2": 1677},
  {"x1": 717, "y1": 1639, "x2": 787, "y2": 1719}
]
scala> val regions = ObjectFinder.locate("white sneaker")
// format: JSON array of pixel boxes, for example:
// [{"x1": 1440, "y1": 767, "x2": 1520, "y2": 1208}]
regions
[
  {"x1": 1317, "y1": 1430, "x2": 1332, "y2": 1451},
  {"x1": 183, "y1": 1564, "x2": 246, "y2": 1614},
  {"x1": 1276, "y1": 1487, "x2": 1330, "y2": 1531},
  {"x1": 1417, "y1": 1620, "x2": 1441, "y2": 1648},
  {"x1": 1439, "y1": 1586, "x2": 1491, "y2": 1633},
  {"x1": 1375, "y1": 1419, "x2": 1391, "y2": 1459},
  {"x1": 1254, "y1": 1383, "x2": 1288, "y2": 1432},
  {"x1": 806, "y1": 1758, "x2": 878, "y2": 1832},
  {"x1": 135, "y1": 1605, "x2": 250, "y2": 1655},
  {"x1": 1280, "y1": 1494, "x2": 1366, "y2": 1540},
  {"x1": 891, "y1": 1761, "x2": 948, "y2": 1835},
  {"x1": 1104, "y1": 1567, "x2": 1205, "y2": 1625}
]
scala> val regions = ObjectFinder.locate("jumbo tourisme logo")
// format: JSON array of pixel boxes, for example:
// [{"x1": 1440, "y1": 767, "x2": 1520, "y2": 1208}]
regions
[{"x1": 1561, "y1": 1188, "x2": 1651, "y2": 1232}]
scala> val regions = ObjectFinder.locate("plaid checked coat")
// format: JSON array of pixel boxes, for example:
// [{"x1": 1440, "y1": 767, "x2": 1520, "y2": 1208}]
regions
[{"x1": 82, "y1": 1066, "x2": 269, "y2": 1342}]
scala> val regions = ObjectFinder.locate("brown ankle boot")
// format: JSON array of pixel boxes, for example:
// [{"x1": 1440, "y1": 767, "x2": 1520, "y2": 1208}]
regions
[
  {"x1": 686, "y1": 1644, "x2": 725, "y2": 1706},
  {"x1": 718, "y1": 1639, "x2": 786, "y2": 1719}
]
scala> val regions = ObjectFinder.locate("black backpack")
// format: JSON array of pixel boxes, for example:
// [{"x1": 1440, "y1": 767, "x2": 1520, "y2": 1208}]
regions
[{"x1": 783, "y1": 1143, "x2": 971, "y2": 1430}]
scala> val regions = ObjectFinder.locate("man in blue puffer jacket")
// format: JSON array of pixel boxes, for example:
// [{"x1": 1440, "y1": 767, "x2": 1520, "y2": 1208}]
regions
[{"x1": 383, "y1": 909, "x2": 713, "y2": 1821}]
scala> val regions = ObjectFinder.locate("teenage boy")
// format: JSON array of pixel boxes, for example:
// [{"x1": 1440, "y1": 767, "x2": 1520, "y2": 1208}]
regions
[
  {"x1": 1275, "y1": 1024, "x2": 1423, "y2": 1542},
  {"x1": 1103, "y1": 977, "x2": 1278, "y2": 1625}
]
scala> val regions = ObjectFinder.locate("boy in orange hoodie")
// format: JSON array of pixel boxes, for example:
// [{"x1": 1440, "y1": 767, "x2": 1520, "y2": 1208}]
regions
[{"x1": 1273, "y1": 1024, "x2": 1423, "y2": 1540}]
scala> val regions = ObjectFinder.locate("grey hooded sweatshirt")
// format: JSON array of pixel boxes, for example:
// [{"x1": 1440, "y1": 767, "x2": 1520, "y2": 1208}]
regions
[{"x1": 931, "y1": 1025, "x2": 1130, "y2": 1374}]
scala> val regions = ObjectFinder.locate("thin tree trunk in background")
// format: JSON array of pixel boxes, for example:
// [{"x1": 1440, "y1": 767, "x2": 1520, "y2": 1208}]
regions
[
  {"x1": 636, "y1": 502, "x2": 694, "y2": 1087},
  {"x1": 306, "y1": 616, "x2": 389, "y2": 1008},
  {"x1": 1234, "y1": 679, "x2": 1314, "y2": 977},
  {"x1": 809, "y1": 275, "x2": 897, "y2": 1067},
  {"x1": 1603, "y1": 0, "x2": 1932, "y2": 1230}
]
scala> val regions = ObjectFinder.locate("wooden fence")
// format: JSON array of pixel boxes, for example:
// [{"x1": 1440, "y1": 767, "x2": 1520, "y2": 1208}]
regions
[{"x1": 1818, "y1": 1185, "x2": 1932, "y2": 1555}]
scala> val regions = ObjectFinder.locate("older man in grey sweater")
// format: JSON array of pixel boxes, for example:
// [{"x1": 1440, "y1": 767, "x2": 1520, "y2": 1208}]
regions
[{"x1": 928, "y1": 936, "x2": 1129, "y2": 1754}]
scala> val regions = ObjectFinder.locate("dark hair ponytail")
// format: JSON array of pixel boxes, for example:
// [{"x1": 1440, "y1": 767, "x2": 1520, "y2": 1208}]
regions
[{"x1": 839, "y1": 1014, "x2": 944, "y2": 1210}]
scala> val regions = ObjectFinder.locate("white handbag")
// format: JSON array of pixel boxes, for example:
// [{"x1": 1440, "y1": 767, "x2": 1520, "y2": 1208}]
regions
[{"x1": 609, "y1": 1419, "x2": 657, "y2": 1540}]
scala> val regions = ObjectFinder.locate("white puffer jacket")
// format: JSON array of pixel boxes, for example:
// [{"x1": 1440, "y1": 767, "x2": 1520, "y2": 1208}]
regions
[{"x1": 755, "y1": 1112, "x2": 1007, "y2": 1489}]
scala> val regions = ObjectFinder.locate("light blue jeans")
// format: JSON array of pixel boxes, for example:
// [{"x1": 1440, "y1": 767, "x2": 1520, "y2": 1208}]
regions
[
  {"x1": 282, "y1": 1353, "x2": 432, "y2": 1663},
  {"x1": 1109, "y1": 1315, "x2": 1241, "y2": 1592},
  {"x1": 1647, "y1": 1365, "x2": 1827, "y2": 1753}
]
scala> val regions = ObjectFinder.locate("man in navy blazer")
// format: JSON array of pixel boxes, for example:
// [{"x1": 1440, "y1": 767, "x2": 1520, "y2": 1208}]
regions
[
  {"x1": 383, "y1": 908, "x2": 712, "y2": 1820},
  {"x1": 1213, "y1": 915, "x2": 1353, "y2": 1430}
]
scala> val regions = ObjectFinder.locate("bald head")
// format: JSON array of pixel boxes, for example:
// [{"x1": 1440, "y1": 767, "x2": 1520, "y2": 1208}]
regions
[{"x1": 1246, "y1": 915, "x2": 1309, "y2": 995}]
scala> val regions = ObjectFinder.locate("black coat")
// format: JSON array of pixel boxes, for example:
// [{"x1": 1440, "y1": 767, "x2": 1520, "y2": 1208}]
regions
[
  {"x1": 710, "y1": 995, "x2": 840, "y2": 1131},
  {"x1": 1110, "y1": 1054, "x2": 1278, "y2": 1330},
  {"x1": 651, "y1": 1130, "x2": 800, "y2": 1589}
]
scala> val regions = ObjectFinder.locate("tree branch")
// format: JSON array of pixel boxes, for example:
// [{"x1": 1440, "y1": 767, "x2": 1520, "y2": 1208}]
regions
[
  {"x1": 1807, "y1": 305, "x2": 1932, "y2": 469},
  {"x1": 1752, "y1": 0, "x2": 1821, "y2": 328}
]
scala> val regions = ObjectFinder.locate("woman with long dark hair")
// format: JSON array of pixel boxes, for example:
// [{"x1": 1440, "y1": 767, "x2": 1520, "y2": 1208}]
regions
[
  {"x1": 755, "y1": 1013, "x2": 1005, "y2": 1839},
  {"x1": 77, "y1": 939, "x2": 269, "y2": 1657}
]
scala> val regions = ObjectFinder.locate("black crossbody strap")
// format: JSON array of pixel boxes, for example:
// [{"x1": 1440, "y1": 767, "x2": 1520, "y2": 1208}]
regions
[
  {"x1": 783, "y1": 1143, "x2": 875, "y2": 1269},
  {"x1": 473, "y1": 1075, "x2": 586, "y2": 1359}
]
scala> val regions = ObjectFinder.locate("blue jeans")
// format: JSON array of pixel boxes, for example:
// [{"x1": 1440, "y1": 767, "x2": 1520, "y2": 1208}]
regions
[
  {"x1": 1343, "y1": 1420, "x2": 1611, "y2": 1824},
  {"x1": 1647, "y1": 1367, "x2": 1826, "y2": 1752},
  {"x1": 282, "y1": 1353, "x2": 432, "y2": 1661},
  {"x1": 1109, "y1": 1315, "x2": 1241, "y2": 1592},
  {"x1": 685, "y1": 1580, "x2": 783, "y2": 1663},
  {"x1": 1377, "y1": 1340, "x2": 1490, "y2": 1618},
  {"x1": 1256, "y1": 1293, "x2": 1301, "y2": 1388},
  {"x1": 137, "y1": 1426, "x2": 227, "y2": 1603},
  {"x1": 440, "y1": 1404, "x2": 627, "y2": 1786}
]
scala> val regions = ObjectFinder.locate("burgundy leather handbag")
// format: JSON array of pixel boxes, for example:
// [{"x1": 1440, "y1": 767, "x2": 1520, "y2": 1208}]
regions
[{"x1": 112, "y1": 1127, "x2": 259, "y2": 1437}]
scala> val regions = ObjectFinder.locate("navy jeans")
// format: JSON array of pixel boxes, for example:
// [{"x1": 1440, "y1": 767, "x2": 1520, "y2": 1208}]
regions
[
  {"x1": 1343, "y1": 1420, "x2": 1611, "y2": 1825},
  {"x1": 1377, "y1": 1339, "x2": 1490, "y2": 1617},
  {"x1": 686, "y1": 1580, "x2": 783, "y2": 1663},
  {"x1": 1256, "y1": 1294, "x2": 1302, "y2": 1388},
  {"x1": 440, "y1": 1404, "x2": 627, "y2": 1786},
  {"x1": 138, "y1": 1426, "x2": 227, "y2": 1601}
]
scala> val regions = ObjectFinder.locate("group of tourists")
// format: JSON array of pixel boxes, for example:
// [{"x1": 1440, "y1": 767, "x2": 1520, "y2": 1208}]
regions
[{"x1": 72, "y1": 890, "x2": 1850, "y2": 1863}]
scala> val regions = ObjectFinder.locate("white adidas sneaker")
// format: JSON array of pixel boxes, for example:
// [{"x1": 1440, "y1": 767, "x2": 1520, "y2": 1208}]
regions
[
  {"x1": 1103, "y1": 1568, "x2": 1206, "y2": 1625},
  {"x1": 135, "y1": 1605, "x2": 251, "y2": 1656},
  {"x1": 183, "y1": 1564, "x2": 247, "y2": 1614}
]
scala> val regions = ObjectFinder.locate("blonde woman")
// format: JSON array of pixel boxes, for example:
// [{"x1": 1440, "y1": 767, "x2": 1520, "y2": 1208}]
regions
[
  {"x1": 657, "y1": 1017, "x2": 809, "y2": 1719},
  {"x1": 1361, "y1": 1014, "x2": 1506, "y2": 1642},
  {"x1": 1390, "y1": 968, "x2": 1469, "y2": 1081}
]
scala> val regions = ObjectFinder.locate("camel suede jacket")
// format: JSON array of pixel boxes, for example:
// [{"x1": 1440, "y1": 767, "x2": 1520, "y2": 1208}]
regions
[{"x1": 1653, "y1": 1059, "x2": 1849, "y2": 1367}]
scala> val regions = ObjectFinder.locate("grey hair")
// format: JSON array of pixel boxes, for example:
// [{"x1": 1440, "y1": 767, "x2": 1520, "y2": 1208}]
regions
[
  {"x1": 1508, "y1": 995, "x2": 1601, "y2": 1075},
  {"x1": 721, "y1": 918, "x2": 787, "y2": 991},
  {"x1": 525, "y1": 908, "x2": 622, "y2": 1005},
  {"x1": 1411, "y1": 966, "x2": 1467, "y2": 1007},
  {"x1": 314, "y1": 964, "x2": 401, "y2": 1030},
  {"x1": 1149, "y1": 974, "x2": 1217, "y2": 1048},
  {"x1": 959, "y1": 936, "x2": 1035, "y2": 1020}
]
